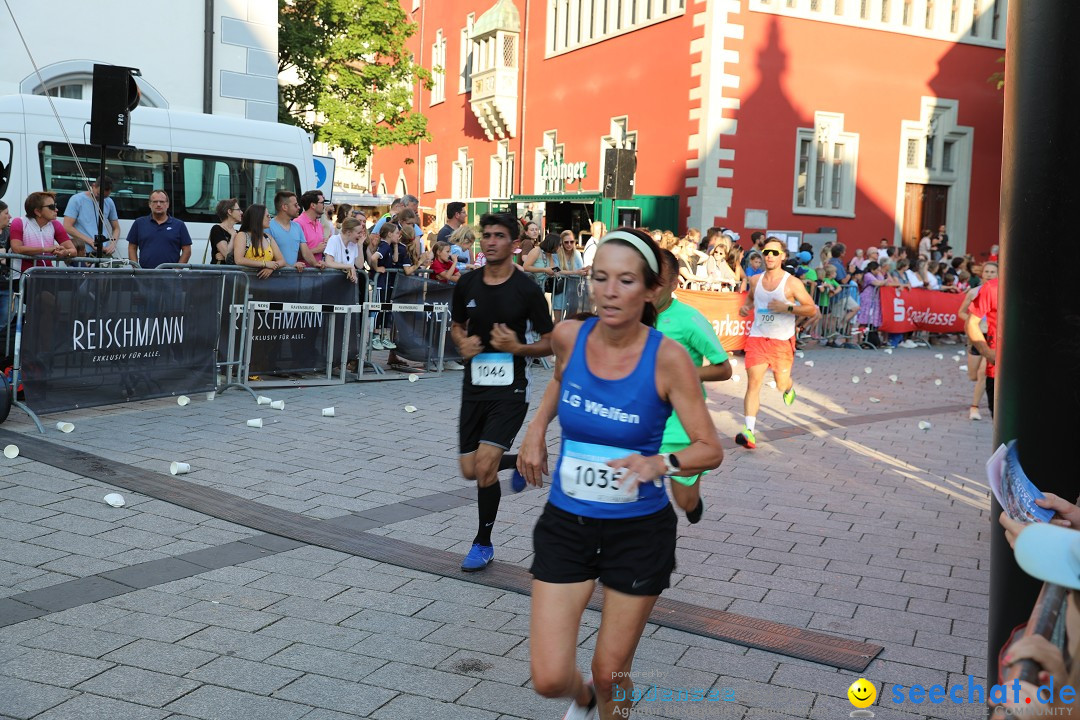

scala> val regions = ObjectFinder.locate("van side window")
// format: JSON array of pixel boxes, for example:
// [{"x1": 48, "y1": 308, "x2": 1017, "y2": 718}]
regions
[
  {"x1": 39, "y1": 142, "x2": 300, "y2": 224},
  {"x1": 40, "y1": 142, "x2": 169, "y2": 218},
  {"x1": 179, "y1": 154, "x2": 300, "y2": 223}
]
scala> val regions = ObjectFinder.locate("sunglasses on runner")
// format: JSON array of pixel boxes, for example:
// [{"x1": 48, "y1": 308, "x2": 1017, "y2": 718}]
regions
[{"x1": 762, "y1": 248, "x2": 783, "y2": 257}]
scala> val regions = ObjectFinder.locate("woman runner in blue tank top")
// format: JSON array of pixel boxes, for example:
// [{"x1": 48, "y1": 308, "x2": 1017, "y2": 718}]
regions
[{"x1": 517, "y1": 228, "x2": 724, "y2": 720}]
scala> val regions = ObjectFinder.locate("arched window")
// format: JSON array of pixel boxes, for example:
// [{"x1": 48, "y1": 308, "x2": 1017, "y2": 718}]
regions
[{"x1": 21, "y1": 61, "x2": 168, "y2": 108}]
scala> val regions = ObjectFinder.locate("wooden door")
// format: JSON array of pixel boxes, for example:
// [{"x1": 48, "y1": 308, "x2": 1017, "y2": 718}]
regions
[
  {"x1": 902, "y1": 183, "x2": 949, "y2": 255},
  {"x1": 902, "y1": 184, "x2": 924, "y2": 255}
]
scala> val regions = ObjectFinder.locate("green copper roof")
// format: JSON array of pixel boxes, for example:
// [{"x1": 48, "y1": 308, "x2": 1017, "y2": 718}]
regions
[{"x1": 472, "y1": 0, "x2": 520, "y2": 36}]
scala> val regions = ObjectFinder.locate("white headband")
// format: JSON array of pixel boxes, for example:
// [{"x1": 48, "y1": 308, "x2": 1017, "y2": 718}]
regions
[{"x1": 598, "y1": 230, "x2": 659, "y2": 274}]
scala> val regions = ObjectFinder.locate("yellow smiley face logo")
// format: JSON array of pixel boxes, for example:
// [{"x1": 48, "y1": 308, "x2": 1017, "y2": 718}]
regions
[{"x1": 848, "y1": 678, "x2": 877, "y2": 708}]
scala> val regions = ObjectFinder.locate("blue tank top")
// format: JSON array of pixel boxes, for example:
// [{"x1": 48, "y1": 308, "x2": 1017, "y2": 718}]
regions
[{"x1": 550, "y1": 317, "x2": 672, "y2": 519}]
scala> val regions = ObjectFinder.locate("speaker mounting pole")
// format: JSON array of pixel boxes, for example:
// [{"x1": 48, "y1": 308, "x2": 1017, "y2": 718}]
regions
[{"x1": 90, "y1": 64, "x2": 140, "y2": 259}]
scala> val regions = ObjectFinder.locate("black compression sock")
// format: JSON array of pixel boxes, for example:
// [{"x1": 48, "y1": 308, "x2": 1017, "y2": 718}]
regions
[
  {"x1": 686, "y1": 499, "x2": 704, "y2": 524},
  {"x1": 473, "y1": 483, "x2": 502, "y2": 546},
  {"x1": 498, "y1": 453, "x2": 518, "y2": 471}
]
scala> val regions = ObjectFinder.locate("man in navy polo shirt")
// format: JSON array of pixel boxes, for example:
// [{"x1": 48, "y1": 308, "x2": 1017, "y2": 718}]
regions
[{"x1": 126, "y1": 190, "x2": 191, "y2": 268}]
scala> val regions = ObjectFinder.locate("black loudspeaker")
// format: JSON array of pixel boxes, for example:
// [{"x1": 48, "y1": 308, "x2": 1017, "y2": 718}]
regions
[
  {"x1": 90, "y1": 64, "x2": 141, "y2": 147},
  {"x1": 603, "y1": 148, "x2": 636, "y2": 200}
]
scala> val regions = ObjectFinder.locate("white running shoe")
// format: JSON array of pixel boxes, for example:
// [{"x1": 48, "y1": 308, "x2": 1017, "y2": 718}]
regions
[
  {"x1": 381, "y1": 337, "x2": 397, "y2": 349},
  {"x1": 969, "y1": 407, "x2": 982, "y2": 421},
  {"x1": 444, "y1": 360, "x2": 465, "y2": 370},
  {"x1": 900, "y1": 339, "x2": 919, "y2": 349},
  {"x1": 371, "y1": 336, "x2": 385, "y2": 350},
  {"x1": 562, "y1": 677, "x2": 597, "y2": 720}
]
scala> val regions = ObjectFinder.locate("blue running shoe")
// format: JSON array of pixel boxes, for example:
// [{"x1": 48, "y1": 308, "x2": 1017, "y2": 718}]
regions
[
  {"x1": 511, "y1": 468, "x2": 527, "y2": 493},
  {"x1": 461, "y1": 543, "x2": 494, "y2": 572}
]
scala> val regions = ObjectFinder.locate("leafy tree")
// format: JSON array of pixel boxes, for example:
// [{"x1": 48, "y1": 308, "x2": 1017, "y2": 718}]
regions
[{"x1": 279, "y1": 0, "x2": 434, "y2": 167}]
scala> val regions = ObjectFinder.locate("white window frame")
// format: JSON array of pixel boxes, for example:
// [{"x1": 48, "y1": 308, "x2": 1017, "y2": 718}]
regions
[
  {"x1": 546, "y1": 0, "x2": 687, "y2": 57},
  {"x1": 423, "y1": 154, "x2": 438, "y2": 194},
  {"x1": 535, "y1": 130, "x2": 565, "y2": 194},
  {"x1": 792, "y1": 111, "x2": 859, "y2": 218},
  {"x1": 459, "y1": 14, "x2": 476, "y2": 94},
  {"x1": 490, "y1": 140, "x2": 515, "y2": 198},
  {"x1": 452, "y1": 147, "x2": 474, "y2": 199},
  {"x1": 748, "y1": 0, "x2": 1006, "y2": 49},
  {"x1": 431, "y1": 30, "x2": 447, "y2": 106}
]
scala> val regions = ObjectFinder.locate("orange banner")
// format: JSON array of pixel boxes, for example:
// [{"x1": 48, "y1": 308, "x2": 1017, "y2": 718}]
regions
[{"x1": 673, "y1": 289, "x2": 753, "y2": 351}]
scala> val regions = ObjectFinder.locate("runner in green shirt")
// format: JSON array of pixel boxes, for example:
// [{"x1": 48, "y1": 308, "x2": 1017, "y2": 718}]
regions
[{"x1": 656, "y1": 250, "x2": 732, "y2": 523}]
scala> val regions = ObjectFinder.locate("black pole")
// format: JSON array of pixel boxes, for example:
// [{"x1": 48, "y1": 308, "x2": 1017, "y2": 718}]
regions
[
  {"x1": 94, "y1": 145, "x2": 107, "y2": 258},
  {"x1": 987, "y1": 0, "x2": 1080, "y2": 698}
]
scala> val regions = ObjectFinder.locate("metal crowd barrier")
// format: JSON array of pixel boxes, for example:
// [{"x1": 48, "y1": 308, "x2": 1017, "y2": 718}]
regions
[
  {"x1": 0, "y1": 252, "x2": 140, "y2": 362},
  {"x1": 157, "y1": 264, "x2": 256, "y2": 398},
  {"x1": 6, "y1": 266, "x2": 243, "y2": 431},
  {"x1": 800, "y1": 279, "x2": 863, "y2": 348}
]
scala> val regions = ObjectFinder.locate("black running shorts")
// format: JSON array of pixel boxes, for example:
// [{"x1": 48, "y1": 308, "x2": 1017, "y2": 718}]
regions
[
  {"x1": 459, "y1": 399, "x2": 529, "y2": 454},
  {"x1": 530, "y1": 502, "x2": 678, "y2": 596}
]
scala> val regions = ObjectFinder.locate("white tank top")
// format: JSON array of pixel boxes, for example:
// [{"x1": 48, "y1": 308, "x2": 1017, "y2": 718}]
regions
[{"x1": 749, "y1": 271, "x2": 797, "y2": 340}]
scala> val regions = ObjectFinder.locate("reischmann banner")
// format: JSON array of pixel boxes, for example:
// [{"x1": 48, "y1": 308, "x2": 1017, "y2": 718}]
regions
[{"x1": 20, "y1": 269, "x2": 223, "y2": 414}]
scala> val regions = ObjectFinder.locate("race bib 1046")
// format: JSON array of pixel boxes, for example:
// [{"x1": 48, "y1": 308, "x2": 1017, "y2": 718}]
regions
[
  {"x1": 559, "y1": 439, "x2": 638, "y2": 504},
  {"x1": 470, "y1": 352, "x2": 513, "y2": 386}
]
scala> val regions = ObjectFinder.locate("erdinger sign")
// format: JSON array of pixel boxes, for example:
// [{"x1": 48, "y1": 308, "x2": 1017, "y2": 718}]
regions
[
  {"x1": 539, "y1": 154, "x2": 587, "y2": 184},
  {"x1": 674, "y1": 289, "x2": 753, "y2": 351},
  {"x1": 878, "y1": 288, "x2": 965, "y2": 333}
]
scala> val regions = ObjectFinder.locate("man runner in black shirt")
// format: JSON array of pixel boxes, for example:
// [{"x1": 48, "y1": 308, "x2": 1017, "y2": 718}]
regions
[{"x1": 451, "y1": 213, "x2": 554, "y2": 571}]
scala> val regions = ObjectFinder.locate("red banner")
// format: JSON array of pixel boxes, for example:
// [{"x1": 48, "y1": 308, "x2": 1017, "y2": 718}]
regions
[
  {"x1": 673, "y1": 289, "x2": 753, "y2": 351},
  {"x1": 877, "y1": 287, "x2": 965, "y2": 333}
]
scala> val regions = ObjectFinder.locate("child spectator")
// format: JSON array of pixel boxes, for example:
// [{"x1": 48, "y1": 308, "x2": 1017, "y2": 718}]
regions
[{"x1": 430, "y1": 241, "x2": 461, "y2": 283}]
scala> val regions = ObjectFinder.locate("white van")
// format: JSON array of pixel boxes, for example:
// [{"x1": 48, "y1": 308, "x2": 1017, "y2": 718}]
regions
[{"x1": 0, "y1": 94, "x2": 316, "y2": 262}]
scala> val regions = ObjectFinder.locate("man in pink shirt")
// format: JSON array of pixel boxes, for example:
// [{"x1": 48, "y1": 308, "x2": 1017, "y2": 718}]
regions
[{"x1": 295, "y1": 190, "x2": 327, "y2": 265}]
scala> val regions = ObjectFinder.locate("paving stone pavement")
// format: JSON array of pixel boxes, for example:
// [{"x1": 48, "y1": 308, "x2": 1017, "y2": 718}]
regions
[{"x1": 0, "y1": 343, "x2": 992, "y2": 719}]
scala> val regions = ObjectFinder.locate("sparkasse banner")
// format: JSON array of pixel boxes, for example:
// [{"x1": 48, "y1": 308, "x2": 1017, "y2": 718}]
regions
[
  {"x1": 878, "y1": 287, "x2": 965, "y2": 333},
  {"x1": 674, "y1": 288, "x2": 754, "y2": 351},
  {"x1": 20, "y1": 269, "x2": 221, "y2": 414}
]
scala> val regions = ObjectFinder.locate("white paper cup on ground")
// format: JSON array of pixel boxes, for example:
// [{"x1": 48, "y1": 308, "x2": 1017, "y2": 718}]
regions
[
  {"x1": 270, "y1": 400, "x2": 285, "y2": 410},
  {"x1": 205, "y1": 391, "x2": 216, "y2": 401},
  {"x1": 404, "y1": 405, "x2": 417, "y2": 413},
  {"x1": 794, "y1": 351, "x2": 804, "y2": 358},
  {"x1": 177, "y1": 395, "x2": 190, "y2": 406},
  {"x1": 864, "y1": 367, "x2": 872, "y2": 374},
  {"x1": 731, "y1": 374, "x2": 740, "y2": 383},
  {"x1": 322, "y1": 407, "x2": 335, "y2": 417},
  {"x1": 56, "y1": 421, "x2": 74, "y2": 433},
  {"x1": 408, "y1": 373, "x2": 419, "y2": 383},
  {"x1": 869, "y1": 397, "x2": 881, "y2": 403},
  {"x1": 170, "y1": 462, "x2": 191, "y2": 475},
  {"x1": 934, "y1": 379, "x2": 942, "y2": 386},
  {"x1": 934, "y1": 353, "x2": 944, "y2": 359},
  {"x1": 952, "y1": 356, "x2": 960, "y2": 362},
  {"x1": 766, "y1": 380, "x2": 776, "y2": 389},
  {"x1": 888, "y1": 374, "x2": 898, "y2": 383},
  {"x1": 247, "y1": 418, "x2": 263, "y2": 428},
  {"x1": 851, "y1": 376, "x2": 860, "y2": 384},
  {"x1": 3, "y1": 444, "x2": 18, "y2": 459},
  {"x1": 960, "y1": 364, "x2": 969, "y2": 371},
  {"x1": 103, "y1": 493, "x2": 125, "y2": 507},
  {"x1": 918, "y1": 421, "x2": 932, "y2": 431},
  {"x1": 257, "y1": 396, "x2": 272, "y2": 405},
  {"x1": 730, "y1": 357, "x2": 738, "y2": 367},
  {"x1": 804, "y1": 360, "x2": 814, "y2": 367},
  {"x1": 883, "y1": 348, "x2": 893, "y2": 355}
]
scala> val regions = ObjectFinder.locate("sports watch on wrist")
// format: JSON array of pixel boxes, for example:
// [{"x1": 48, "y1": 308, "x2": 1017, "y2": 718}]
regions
[{"x1": 663, "y1": 453, "x2": 681, "y2": 476}]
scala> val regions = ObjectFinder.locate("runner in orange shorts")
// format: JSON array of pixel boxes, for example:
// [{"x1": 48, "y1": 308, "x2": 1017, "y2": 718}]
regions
[{"x1": 735, "y1": 237, "x2": 818, "y2": 449}]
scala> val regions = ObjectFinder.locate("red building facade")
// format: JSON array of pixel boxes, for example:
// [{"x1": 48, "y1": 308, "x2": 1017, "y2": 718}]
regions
[{"x1": 370, "y1": 0, "x2": 1006, "y2": 257}]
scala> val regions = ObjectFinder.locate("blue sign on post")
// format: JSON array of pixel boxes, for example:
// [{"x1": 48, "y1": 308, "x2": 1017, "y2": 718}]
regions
[{"x1": 312, "y1": 155, "x2": 336, "y2": 198}]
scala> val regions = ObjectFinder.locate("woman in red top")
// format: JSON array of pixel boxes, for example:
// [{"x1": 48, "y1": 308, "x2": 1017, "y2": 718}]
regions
[{"x1": 430, "y1": 241, "x2": 460, "y2": 283}]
